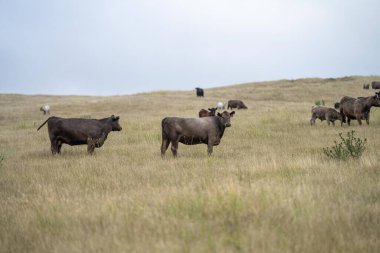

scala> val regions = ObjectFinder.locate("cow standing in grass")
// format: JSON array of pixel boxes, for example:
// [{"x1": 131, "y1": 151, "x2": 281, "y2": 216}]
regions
[
  {"x1": 198, "y1": 108, "x2": 217, "y2": 117},
  {"x1": 227, "y1": 100, "x2": 247, "y2": 109},
  {"x1": 310, "y1": 106, "x2": 342, "y2": 126},
  {"x1": 161, "y1": 111, "x2": 235, "y2": 157},
  {"x1": 40, "y1": 105, "x2": 50, "y2": 115},
  {"x1": 339, "y1": 93, "x2": 380, "y2": 126},
  {"x1": 37, "y1": 115, "x2": 122, "y2": 154}
]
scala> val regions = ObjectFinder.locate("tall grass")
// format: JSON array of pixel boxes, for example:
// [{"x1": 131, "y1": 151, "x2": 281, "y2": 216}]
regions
[{"x1": 1, "y1": 76, "x2": 380, "y2": 252}]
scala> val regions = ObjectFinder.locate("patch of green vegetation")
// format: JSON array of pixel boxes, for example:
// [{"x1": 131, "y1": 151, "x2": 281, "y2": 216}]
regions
[
  {"x1": 315, "y1": 100, "x2": 325, "y2": 106},
  {"x1": 323, "y1": 131, "x2": 367, "y2": 160}
]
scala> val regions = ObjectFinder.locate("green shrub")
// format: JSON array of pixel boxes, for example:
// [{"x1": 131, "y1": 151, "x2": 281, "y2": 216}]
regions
[
  {"x1": 0, "y1": 154, "x2": 4, "y2": 168},
  {"x1": 323, "y1": 131, "x2": 367, "y2": 160},
  {"x1": 315, "y1": 100, "x2": 325, "y2": 106}
]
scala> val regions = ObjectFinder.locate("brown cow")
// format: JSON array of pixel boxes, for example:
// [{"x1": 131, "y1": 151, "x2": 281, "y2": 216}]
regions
[
  {"x1": 227, "y1": 100, "x2": 247, "y2": 109},
  {"x1": 37, "y1": 115, "x2": 122, "y2": 154},
  {"x1": 363, "y1": 84, "x2": 370, "y2": 89},
  {"x1": 339, "y1": 92, "x2": 380, "y2": 126},
  {"x1": 198, "y1": 108, "x2": 217, "y2": 117},
  {"x1": 161, "y1": 111, "x2": 235, "y2": 157},
  {"x1": 310, "y1": 106, "x2": 342, "y2": 126}
]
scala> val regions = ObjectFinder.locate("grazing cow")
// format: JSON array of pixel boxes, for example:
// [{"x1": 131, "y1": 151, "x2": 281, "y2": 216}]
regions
[
  {"x1": 372, "y1": 81, "x2": 380, "y2": 89},
  {"x1": 216, "y1": 101, "x2": 225, "y2": 110},
  {"x1": 37, "y1": 115, "x2": 122, "y2": 154},
  {"x1": 161, "y1": 111, "x2": 235, "y2": 157},
  {"x1": 199, "y1": 108, "x2": 217, "y2": 117},
  {"x1": 310, "y1": 106, "x2": 342, "y2": 126},
  {"x1": 363, "y1": 84, "x2": 370, "y2": 89},
  {"x1": 40, "y1": 105, "x2": 50, "y2": 115},
  {"x1": 227, "y1": 100, "x2": 247, "y2": 109},
  {"x1": 195, "y1": 87, "x2": 204, "y2": 97},
  {"x1": 339, "y1": 92, "x2": 380, "y2": 126},
  {"x1": 334, "y1": 102, "x2": 340, "y2": 109}
]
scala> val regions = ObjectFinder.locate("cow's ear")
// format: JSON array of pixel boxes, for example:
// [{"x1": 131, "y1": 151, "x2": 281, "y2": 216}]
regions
[
  {"x1": 217, "y1": 113, "x2": 222, "y2": 117},
  {"x1": 114, "y1": 116, "x2": 120, "y2": 120},
  {"x1": 230, "y1": 111, "x2": 235, "y2": 117}
]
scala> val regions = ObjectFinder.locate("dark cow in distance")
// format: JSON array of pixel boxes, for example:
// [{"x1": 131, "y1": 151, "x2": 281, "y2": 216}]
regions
[
  {"x1": 195, "y1": 87, "x2": 204, "y2": 97},
  {"x1": 161, "y1": 111, "x2": 235, "y2": 157},
  {"x1": 310, "y1": 106, "x2": 342, "y2": 126},
  {"x1": 340, "y1": 93, "x2": 380, "y2": 126},
  {"x1": 37, "y1": 115, "x2": 122, "y2": 154},
  {"x1": 363, "y1": 84, "x2": 370, "y2": 89},
  {"x1": 199, "y1": 108, "x2": 217, "y2": 117},
  {"x1": 371, "y1": 81, "x2": 380, "y2": 89},
  {"x1": 334, "y1": 102, "x2": 340, "y2": 109},
  {"x1": 227, "y1": 100, "x2": 247, "y2": 109}
]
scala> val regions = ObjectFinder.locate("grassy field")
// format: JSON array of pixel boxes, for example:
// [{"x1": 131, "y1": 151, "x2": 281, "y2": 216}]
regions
[{"x1": 1, "y1": 76, "x2": 380, "y2": 253}]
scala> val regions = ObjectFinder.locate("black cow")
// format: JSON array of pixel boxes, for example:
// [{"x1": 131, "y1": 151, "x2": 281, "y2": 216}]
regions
[
  {"x1": 161, "y1": 111, "x2": 235, "y2": 157},
  {"x1": 334, "y1": 102, "x2": 340, "y2": 109},
  {"x1": 37, "y1": 115, "x2": 122, "y2": 154},
  {"x1": 340, "y1": 93, "x2": 380, "y2": 125},
  {"x1": 371, "y1": 81, "x2": 380, "y2": 89},
  {"x1": 227, "y1": 100, "x2": 247, "y2": 109},
  {"x1": 199, "y1": 108, "x2": 217, "y2": 117},
  {"x1": 195, "y1": 87, "x2": 204, "y2": 97}
]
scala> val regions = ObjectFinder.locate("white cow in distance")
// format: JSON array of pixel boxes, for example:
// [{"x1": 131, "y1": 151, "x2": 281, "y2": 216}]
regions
[{"x1": 40, "y1": 105, "x2": 50, "y2": 115}]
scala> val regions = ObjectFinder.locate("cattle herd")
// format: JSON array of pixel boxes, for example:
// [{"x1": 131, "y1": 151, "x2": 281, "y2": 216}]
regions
[{"x1": 36, "y1": 82, "x2": 380, "y2": 157}]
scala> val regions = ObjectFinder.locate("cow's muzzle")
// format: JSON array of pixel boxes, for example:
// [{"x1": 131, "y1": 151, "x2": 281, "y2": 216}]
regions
[{"x1": 225, "y1": 123, "x2": 231, "y2": 127}]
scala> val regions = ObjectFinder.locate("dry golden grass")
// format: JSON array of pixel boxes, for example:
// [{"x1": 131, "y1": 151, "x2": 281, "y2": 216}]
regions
[{"x1": 1, "y1": 76, "x2": 380, "y2": 253}]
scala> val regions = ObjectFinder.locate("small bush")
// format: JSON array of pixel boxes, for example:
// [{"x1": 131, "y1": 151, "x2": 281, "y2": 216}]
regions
[
  {"x1": 315, "y1": 100, "x2": 325, "y2": 106},
  {"x1": 323, "y1": 131, "x2": 367, "y2": 160},
  {"x1": 0, "y1": 154, "x2": 4, "y2": 168}
]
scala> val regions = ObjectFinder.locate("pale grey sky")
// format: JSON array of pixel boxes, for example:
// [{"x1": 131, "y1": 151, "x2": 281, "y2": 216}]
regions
[{"x1": 0, "y1": 0, "x2": 379, "y2": 95}]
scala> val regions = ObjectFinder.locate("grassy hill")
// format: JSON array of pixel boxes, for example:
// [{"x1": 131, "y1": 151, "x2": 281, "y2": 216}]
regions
[{"x1": 1, "y1": 76, "x2": 380, "y2": 253}]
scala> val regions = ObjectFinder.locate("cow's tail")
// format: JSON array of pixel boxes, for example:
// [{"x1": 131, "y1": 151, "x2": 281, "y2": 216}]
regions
[{"x1": 37, "y1": 117, "x2": 53, "y2": 131}]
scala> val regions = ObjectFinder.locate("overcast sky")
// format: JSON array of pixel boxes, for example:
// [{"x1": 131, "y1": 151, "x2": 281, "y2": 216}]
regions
[{"x1": 0, "y1": 0, "x2": 379, "y2": 95}]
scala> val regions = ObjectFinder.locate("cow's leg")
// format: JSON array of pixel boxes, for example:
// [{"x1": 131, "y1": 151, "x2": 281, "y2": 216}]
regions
[
  {"x1": 347, "y1": 118, "x2": 351, "y2": 126},
  {"x1": 57, "y1": 141, "x2": 63, "y2": 154},
  {"x1": 161, "y1": 138, "x2": 170, "y2": 157},
  {"x1": 87, "y1": 137, "x2": 95, "y2": 155},
  {"x1": 332, "y1": 120, "x2": 335, "y2": 126},
  {"x1": 310, "y1": 116, "x2": 316, "y2": 126},
  {"x1": 207, "y1": 141, "x2": 213, "y2": 156},
  {"x1": 357, "y1": 118, "x2": 362, "y2": 125},
  {"x1": 50, "y1": 139, "x2": 58, "y2": 155},
  {"x1": 170, "y1": 140, "x2": 179, "y2": 157},
  {"x1": 366, "y1": 114, "x2": 370, "y2": 125}
]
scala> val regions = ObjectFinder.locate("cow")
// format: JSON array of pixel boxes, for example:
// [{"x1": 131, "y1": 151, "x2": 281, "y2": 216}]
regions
[
  {"x1": 216, "y1": 101, "x2": 225, "y2": 110},
  {"x1": 161, "y1": 111, "x2": 235, "y2": 157},
  {"x1": 227, "y1": 100, "x2": 247, "y2": 109},
  {"x1": 37, "y1": 115, "x2": 122, "y2": 154},
  {"x1": 310, "y1": 106, "x2": 342, "y2": 126},
  {"x1": 372, "y1": 81, "x2": 380, "y2": 89},
  {"x1": 339, "y1": 92, "x2": 380, "y2": 126},
  {"x1": 40, "y1": 105, "x2": 50, "y2": 115},
  {"x1": 334, "y1": 102, "x2": 340, "y2": 109},
  {"x1": 195, "y1": 87, "x2": 204, "y2": 97},
  {"x1": 363, "y1": 84, "x2": 370, "y2": 89},
  {"x1": 199, "y1": 108, "x2": 217, "y2": 117}
]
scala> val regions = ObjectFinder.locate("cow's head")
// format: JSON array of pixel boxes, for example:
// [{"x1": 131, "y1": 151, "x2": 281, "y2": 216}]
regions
[
  {"x1": 372, "y1": 92, "x2": 380, "y2": 107},
  {"x1": 208, "y1": 107, "x2": 217, "y2": 116},
  {"x1": 110, "y1": 115, "x2": 122, "y2": 131},
  {"x1": 217, "y1": 111, "x2": 235, "y2": 127}
]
